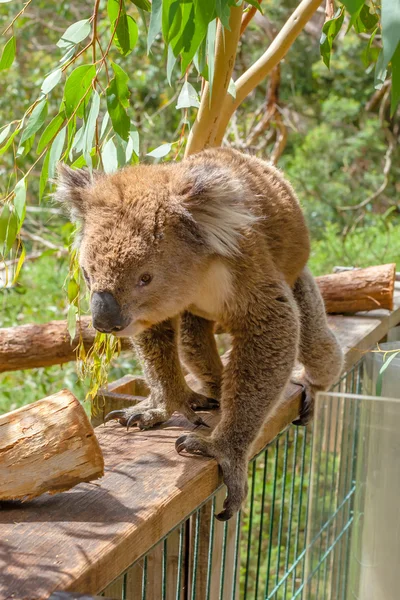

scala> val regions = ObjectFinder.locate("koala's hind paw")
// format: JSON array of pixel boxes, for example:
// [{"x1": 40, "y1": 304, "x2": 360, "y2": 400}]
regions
[
  {"x1": 189, "y1": 391, "x2": 220, "y2": 411},
  {"x1": 175, "y1": 433, "x2": 248, "y2": 520},
  {"x1": 292, "y1": 383, "x2": 314, "y2": 426}
]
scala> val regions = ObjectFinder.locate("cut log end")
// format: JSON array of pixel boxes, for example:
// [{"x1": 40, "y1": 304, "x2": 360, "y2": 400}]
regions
[
  {"x1": 316, "y1": 263, "x2": 396, "y2": 314},
  {"x1": 0, "y1": 390, "x2": 104, "y2": 502}
]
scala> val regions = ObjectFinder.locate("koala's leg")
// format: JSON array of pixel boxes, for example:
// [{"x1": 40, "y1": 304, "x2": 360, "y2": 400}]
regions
[
  {"x1": 176, "y1": 287, "x2": 300, "y2": 520},
  {"x1": 105, "y1": 319, "x2": 211, "y2": 430},
  {"x1": 179, "y1": 311, "x2": 223, "y2": 408},
  {"x1": 292, "y1": 268, "x2": 344, "y2": 426}
]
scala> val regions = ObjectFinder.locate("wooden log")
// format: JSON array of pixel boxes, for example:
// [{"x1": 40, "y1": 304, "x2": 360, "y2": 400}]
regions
[
  {"x1": 0, "y1": 316, "x2": 131, "y2": 374},
  {"x1": 0, "y1": 390, "x2": 104, "y2": 501},
  {"x1": 315, "y1": 263, "x2": 396, "y2": 314},
  {"x1": 0, "y1": 264, "x2": 395, "y2": 374}
]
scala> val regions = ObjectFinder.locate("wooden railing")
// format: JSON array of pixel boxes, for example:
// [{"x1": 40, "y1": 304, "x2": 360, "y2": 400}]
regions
[{"x1": 1, "y1": 282, "x2": 400, "y2": 599}]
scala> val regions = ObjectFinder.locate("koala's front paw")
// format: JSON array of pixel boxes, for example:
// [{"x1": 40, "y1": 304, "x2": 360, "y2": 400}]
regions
[
  {"x1": 105, "y1": 397, "x2": 209, "y2": 431},
  {"x1": 175, "y1": 433, "x2": 248, "y2": 520},
  {"x1": 104, "y1": 400, "x2": 169, "y2": 430}
]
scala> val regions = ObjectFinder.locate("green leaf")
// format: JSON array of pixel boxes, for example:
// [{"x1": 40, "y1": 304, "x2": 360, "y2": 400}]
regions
[
  {"x1": 37, "y1": 112, "x2": 65, "y2": 154},
  {"x1": 41, "y1": 69, "x2": 62, "y2": 95},
  {"x1": 320, "y1": 8, "x2": 345, "y2": 69},
  {"x1": 381, "y1": 0, "x2": 400, "y2": 69},
  {"x1": 106, "y1": 62, "x2": 130, "y2": 141},
  {"x1": 215, "y1": 0, "x2": 231, "y2": 29},
  {"x1": 362, "y1": 26, "x2": 379, "y2": 66},
  {"x1": 147, "y1": 0, "x2": 162, "y2": 51},
  {"x1": 63, "y1": 64, "x2": 96, "y2": 118},
  {"x1": 0, "y1": 123, "x2": 11, "y2": 146},
  {"x1": 166, "y1": 44, "x2": 177, "y2": 85},
  {"x1": 39, "y1": 152, "x2": 50, "y2": 201},
  {"x1": 176, "y1": 81, "x2": 200, "y2": 109},
  {"x1": 114, "y1": 14, "x2": 139, "y2": 56},
  {"x1": 100, "y1": 111, "x2": 110, "y2": 139},
  {"x1": 0, "y1": 35, "x2": 16, "y2": 70},
  {"x1": 0, "y1": 205, "x2": 19, "y2": 255},
  {"x1": 147, "y1": 142, "x2": 172, "y2": 158},
  {"x1": 340, "y1": 0, "x2": 363, "y2": 15},
  {"x1": 391, "y1": 41, "x2": 400, "y2": 116},
  {"x1": 68, "y1": 278, "x2": 79, "y2": 304},
  {"x1": 357, "y1": 4, "x2": 379, "y2": 32},
  {"x1": 0, "y1": 126, "x2": 20, "y2": 156},
  {"x1": 84, "y1": 90, "x2": 100, "y2": 168},
  {"x1": 12, "y1": 244, "x2": 26, "y2": 284},
  {"x1": 130, "y1": 0, "x2": 151, "y2": 10},
  {"x1": 57, "y1": 19, "x2": 91, "y2": 49},
  {"x1": 48, "y1": 127, "x2": 66, "y2": 179},
  {"x1": 14, "y1": 178, "x2": 26, "y2": 225},
  {"x1": 20, "y1": 98, "x2": 48, "y2": 144},
  {"x1": 67, "y1": 304, "x2": 77, "y2": 340},
  {"x1": 102, "y1": 138, "x2": 118, "y2": 173}
]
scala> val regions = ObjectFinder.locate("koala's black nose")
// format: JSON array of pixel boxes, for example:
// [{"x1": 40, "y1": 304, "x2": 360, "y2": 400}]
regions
[{"x1": 91, "y1": 291, "x2": 124, "y2": 333}]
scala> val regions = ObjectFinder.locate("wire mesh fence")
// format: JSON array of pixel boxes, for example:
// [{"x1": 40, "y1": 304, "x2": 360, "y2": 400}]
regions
[{"x1": 100, "y1": 361, "x2": 363, "y2": 600}]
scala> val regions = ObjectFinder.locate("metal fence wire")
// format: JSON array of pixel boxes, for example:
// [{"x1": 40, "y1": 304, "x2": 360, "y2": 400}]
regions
[{"x1": 100, "y1": 361, "x2": 363, "y2": 600}]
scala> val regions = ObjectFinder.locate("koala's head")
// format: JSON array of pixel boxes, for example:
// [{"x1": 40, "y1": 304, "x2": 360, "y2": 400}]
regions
[{"x1": 56, "y1": 161, "x2": 254, "y2": 337}]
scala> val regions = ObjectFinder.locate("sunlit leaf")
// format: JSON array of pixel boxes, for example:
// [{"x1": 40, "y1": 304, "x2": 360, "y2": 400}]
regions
[
  {"x1": 48, "y1": 127, "x2": 66, "y2": 179},
  {"x1": 320, "y1": 8, "x2": 345, "y2": 69},
  {"x1": 0, "y1": 36, "x2": 16, "y2": 71},
  {"x1": 146, "y1": 142, "x2": 172, "y2": 158},
  {"x1": 102, "y1": 138, "x2": 118, "y2": 173},
  {"x1": 84, "y1": 90, "x2": 100, "y2": 168},
  {"x1": 20, "y1": 98, "x2": 47, "y2": 144},
  {"x1": 68, "y1": 278, "x2": 79, "y2": 304},
  {"x1": 12, "y1": 245, "x2": 26, "y2": 284},
  {"x1": 57, "y1": 19, "x2": 91, "y2": 49},
  {"x1": 228, "y1": 78, "x2": 236, "y2": 99},
  {"x1": 0, "y1": 126, "x2": 20, "y2": 155},
  {"x1": 381, "y1": 0, "x2": 400, "y2": 69},
  {"x1": 176, "y1": 81, "x2": 200, "y2": 109},
  {"x1": 207, "y1": 19, "x2": 217, "y2": 96},
  {"x1": 0, "y1": 123, "x2": 11, "y2": 146},
  {"x1": 14, "y1": 178, "x2": 27, "y2": 225},
  {"x1": 39, "y1": 152, "x2": 50, "y2": 201},
  {"x1": 67, "y1": 304, "x2": 77, "y2": 340},
  {"x1": 0, "y1": 205, "x2": 19, "y2": 255},
  {"x1": 41, "y1": 69, "x2": 62, "y2": 95},
  {"x1": 147, "y1": 0, "x2": 162, "y2": 52},
  {"x1": 63, "y1": 64, "x2": 96, "y2": 118}
]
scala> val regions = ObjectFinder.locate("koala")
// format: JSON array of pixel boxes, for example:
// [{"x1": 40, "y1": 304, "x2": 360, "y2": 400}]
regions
[{"x1": 56, "y1": 148, "x2": 343, "y2": 520}]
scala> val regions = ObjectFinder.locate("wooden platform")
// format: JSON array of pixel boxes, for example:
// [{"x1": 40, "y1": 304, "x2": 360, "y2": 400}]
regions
[{"x1": 1, "y1": 283, "x2": 400, "y2": 600}]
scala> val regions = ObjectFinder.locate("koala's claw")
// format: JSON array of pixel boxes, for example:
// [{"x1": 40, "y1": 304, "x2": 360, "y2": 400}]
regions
[
  {"x1": 189, "y1": 392, "x2": 220, "y2": 411},
  {"x1": 292, "y1": 384, "x2": 314, "y2": 426},
  {"x1": 175, "y1": 433, "x2": 247, "y2": 521}
]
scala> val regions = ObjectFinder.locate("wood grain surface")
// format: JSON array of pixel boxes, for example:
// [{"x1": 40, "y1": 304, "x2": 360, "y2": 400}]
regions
[{"x1": 0, "y1": 283, "x2": 399, "y2": 599}]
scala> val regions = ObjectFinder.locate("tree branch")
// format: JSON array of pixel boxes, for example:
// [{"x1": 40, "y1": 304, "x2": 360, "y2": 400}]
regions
[
  {"x1": 213, "y1": 0, "x2": 322, "y2": 146},
  {"x1": 184, "y1": 4, "x2": 244, "y2": 157}
]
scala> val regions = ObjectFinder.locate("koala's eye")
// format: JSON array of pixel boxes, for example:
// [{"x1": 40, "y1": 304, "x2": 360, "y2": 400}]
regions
[{"x1": 139, "y1": 273, "x2": 152, "y2": 286}]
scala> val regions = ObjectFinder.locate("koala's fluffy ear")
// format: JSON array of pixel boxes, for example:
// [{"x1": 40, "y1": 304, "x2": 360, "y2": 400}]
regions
[
  {"x1": 176, "y1": 164, "x2": 257, "y2": 257},
  {"x1": 55, "y1": 164, "x2": 99, "y2": 222}
]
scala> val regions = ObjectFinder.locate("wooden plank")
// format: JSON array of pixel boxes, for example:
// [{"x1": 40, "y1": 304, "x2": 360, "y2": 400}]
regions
[{"x1": 0, "y1": 283, "x2": 399, "y2": 600}]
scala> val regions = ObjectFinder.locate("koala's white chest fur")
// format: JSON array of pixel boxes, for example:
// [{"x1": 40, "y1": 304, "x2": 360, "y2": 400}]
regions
[{"x1": 188, "y1": 260, "x2": 233, "y2": 322}]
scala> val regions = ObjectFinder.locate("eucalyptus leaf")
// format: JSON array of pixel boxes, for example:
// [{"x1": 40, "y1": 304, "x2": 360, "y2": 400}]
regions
[
  {"x1": 147, "y1": 142, "x2": 172, "y2": 158},
  {"x1": 84, "y1": 90, "x2": 101, "y2": 168},
  {"x1": 63, "y1": 64, "x2": 96, "y2": 118},
  {"x1": 39, "y1": 152, "x2": 50, "y2": 201},
  {"x1": 176, "y1": 81, "x2": 200, "y2": 109},
  {"x1": 41, "y1": 69, "x2": 62, "y2": 95},
  {"x1": 14, "y1": 178, "x2": 27, "y2": 225},
  {"x1": 130, "y1": 0, "x2": 151, "y2": 10},
  {"x1": 106, "y1": 62, "x2": 130, "y2": 141},
  {"x1": 20, "y1": 98, "x2": 48, "y2": 144},
  {"x1": 48, "y1": 127, "x2": 67, "y2": 179},
  {"x1": 0, "y1": 35, "x2": 16, "y2": 70},
  {"x1": 391, "y1": 41, "x2": 400, "y2": 116},
  {"x1": 381, "y1": 0, "x2": 400, "y2": 70},
  {"x1": 0, "y1": 124, "x2": 11, "y2": 146},
  {"x1": 37, "y1": 113, "x2": 65, "y2": 154},
  {"x1": 57, "y1": 19, "x2": 91, "y2": 49},
  {"x1": 147, "y1": 0, "x2": 162, "y2": 52},
  {"x1": 102, "y1": 138, "x2": 118, "y2": 173}
]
